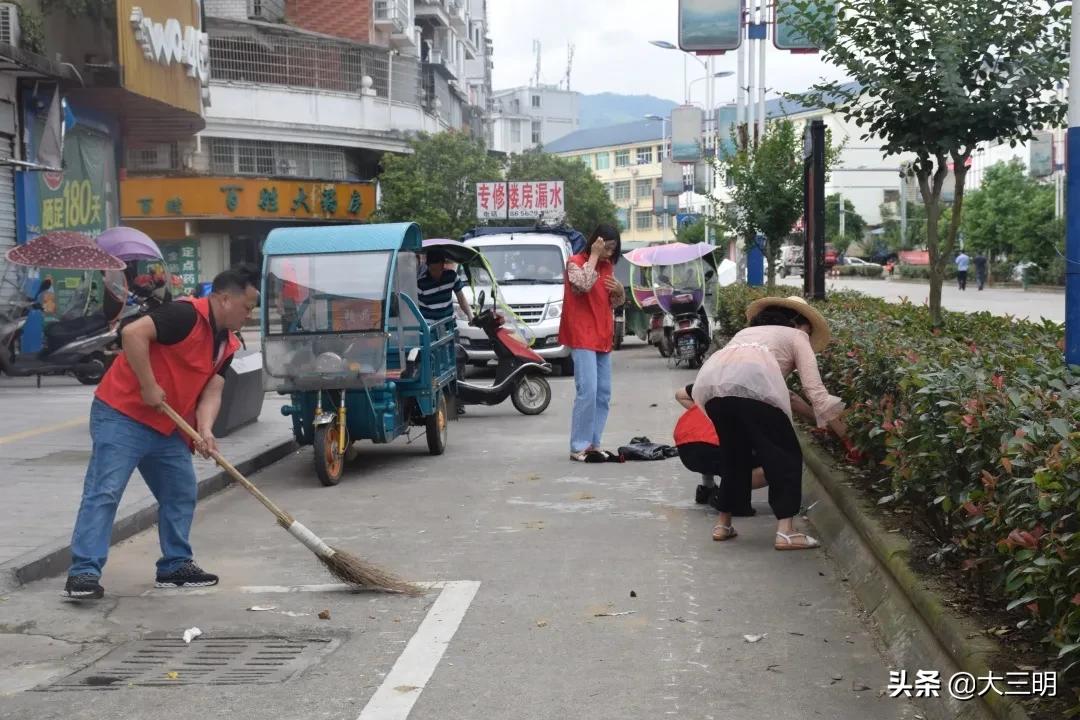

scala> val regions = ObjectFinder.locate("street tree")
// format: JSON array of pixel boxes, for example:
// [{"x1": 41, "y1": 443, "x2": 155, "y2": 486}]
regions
[
  {"x1": 962, "y1": 159, "x2": 1059, "y2": 266},
  {"x1": 509, "y1": 150, "x2": 618, "y2": 233},
  {"x1": 879, "y1": 201, "x2": 929, "y2": 252},
  {"x1": 677, "y1": 218, "x2": 706, "y2": 244},
  {"x1": 375, "y1": 131, "x2": 504, "y2": 239},
  {"x1": 721, "y1": 119, "x2": 819, "y2": 289},
  {"x1": 786, "y1": 0, "x2": 1069, "y2": 324},
  {"x1": 824, "y1": 193, "x2": 867, "y2": 255}
]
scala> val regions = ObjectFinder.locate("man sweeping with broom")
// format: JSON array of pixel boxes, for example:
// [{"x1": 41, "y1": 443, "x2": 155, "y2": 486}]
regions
[{"x1": 63, "y1": 266, "x2": 259, "y2": 600}]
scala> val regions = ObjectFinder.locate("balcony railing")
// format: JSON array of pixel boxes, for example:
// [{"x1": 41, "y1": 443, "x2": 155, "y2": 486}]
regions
[
  {"x1": 374, "y1": 0, "x2": 411, "y2": 34},
  {"x1": 209, "y1": 23, "x2": 422, "y2": 104}
]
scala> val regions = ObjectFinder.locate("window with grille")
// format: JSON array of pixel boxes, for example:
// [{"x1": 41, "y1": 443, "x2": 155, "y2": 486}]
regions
[
  {"x1": 635, "y1": 179, "x2": 652, "y2": 198},
  {"x1": 126, "y1": 143, "x2": 179, "y2": 172},
  {"x1": 614, "y1": 149, "x2": 630, "y2": 167},
  {"x1": 209, "y1": 138, "x2": 347, "y2": 180},
  {"x1": 636, "y1": 211, "x2": 653, "y2": 230},
  {"x1": 595, "y1": 152, "x2": 609, "y2": 170},
  {"x1": 636, "y1": 146, "x2": 653, "y2": 165},
  {"x1": 613, "y1": 181, "x2": 631, "y2": 201},
  {"x1": 531, "y1": 121, "x2": 541, "y2": 144}
]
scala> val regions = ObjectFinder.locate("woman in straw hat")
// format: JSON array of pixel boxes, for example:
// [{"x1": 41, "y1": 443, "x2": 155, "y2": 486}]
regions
[{"x1": 691, "y1": 296, "x2": 849, "y2": 550}]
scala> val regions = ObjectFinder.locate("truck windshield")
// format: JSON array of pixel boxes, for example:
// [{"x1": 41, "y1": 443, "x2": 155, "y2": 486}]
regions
[{"x1": 475, "y1": 244, "x2": 564, "y2": 285}]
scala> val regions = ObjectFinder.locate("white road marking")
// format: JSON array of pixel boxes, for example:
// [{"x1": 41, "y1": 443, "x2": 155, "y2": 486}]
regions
[
  {"x1": 356, "y1": 580, "x2": 481, "y2": 720},
  {"x1": 141, "y1": 581, "x2": 446, "y2": 597}
]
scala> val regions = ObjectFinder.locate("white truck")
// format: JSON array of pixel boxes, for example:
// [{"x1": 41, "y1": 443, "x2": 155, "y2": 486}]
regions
[{"x1": 456, "y1": 226, "x2": 580, "y2": 375}]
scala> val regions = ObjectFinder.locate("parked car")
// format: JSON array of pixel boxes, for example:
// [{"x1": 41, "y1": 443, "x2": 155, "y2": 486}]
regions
[
  {"x1": 779, "y1": 244, "x2": 804, "y2": 278},
  {"x1": 824, "y1": 244, "x2": 839, "y2": 269}
]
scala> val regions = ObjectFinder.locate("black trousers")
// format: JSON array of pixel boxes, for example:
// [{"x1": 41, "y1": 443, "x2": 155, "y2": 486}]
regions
[
  {"x1": 704, "y1": 396, "x2": 803, "y2": 519},
  {"x1": 678, "y1": 442, "x2": 723, "y2": 475},
  {"x1": 957, "y1": 270, "x2": 968, "y2": 290}
]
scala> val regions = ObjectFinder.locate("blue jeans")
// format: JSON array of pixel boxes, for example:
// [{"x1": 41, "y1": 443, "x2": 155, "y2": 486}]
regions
[
  {"x1": 570, "y1": 348, "x2": 612, "y2": 452},
  {"x1": 68, "y1": 398, "x2": 198, "y2": 577}
]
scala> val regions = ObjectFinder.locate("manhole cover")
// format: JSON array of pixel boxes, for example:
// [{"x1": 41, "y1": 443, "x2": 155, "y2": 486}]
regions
[{"x1": 39, "y1": 637, "x2": 340, "y2": 690}]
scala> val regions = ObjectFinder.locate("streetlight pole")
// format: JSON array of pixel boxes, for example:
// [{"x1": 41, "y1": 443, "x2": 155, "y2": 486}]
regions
[{"x1": 1066, "y1": 0, "x2": 1080, "y2": 365}]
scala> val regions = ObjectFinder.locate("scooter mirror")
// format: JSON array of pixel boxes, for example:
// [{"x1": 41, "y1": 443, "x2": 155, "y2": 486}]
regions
[{"x1": 477, "y1": 290, "x2": 486, "y2": 309}]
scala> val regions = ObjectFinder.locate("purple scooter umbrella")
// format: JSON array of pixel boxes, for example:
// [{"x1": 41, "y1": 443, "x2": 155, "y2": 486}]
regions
[{"x1": 95, "y1": 226, "x2": 164, "y2": 262}]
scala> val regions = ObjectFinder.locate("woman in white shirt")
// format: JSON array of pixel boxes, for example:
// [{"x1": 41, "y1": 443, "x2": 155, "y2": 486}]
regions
[{"x1": 692, "y1": 296, "x2": 846, "y2": 550}]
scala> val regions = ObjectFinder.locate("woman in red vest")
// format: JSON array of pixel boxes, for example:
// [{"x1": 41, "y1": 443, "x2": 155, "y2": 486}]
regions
[
  {"x1": 674, "y1": 384, "x2": 765, "y2": 516},
  {"x1": 63, "y1": 267, "x2": 259, "y2": 600},
  {"x1": 559, "y1": 225, "x2": 625, "y2": 461}
]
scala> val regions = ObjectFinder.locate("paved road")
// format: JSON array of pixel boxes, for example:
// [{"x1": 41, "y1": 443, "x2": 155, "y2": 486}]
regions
[
  {"x1": 823, "y1": 277, "x2": 1065, "y2": 323},
  {"x1": 0, "y1": 374, "x2": 293, "y2": 576},
  {"x1": 0, "y1": 340, "x2": 917, "y2": 720}
]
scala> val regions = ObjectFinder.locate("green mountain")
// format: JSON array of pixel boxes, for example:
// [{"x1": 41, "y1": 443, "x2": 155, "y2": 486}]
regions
[{"x1": 579, "y1": 93, "x2": 679, "y2": 129}]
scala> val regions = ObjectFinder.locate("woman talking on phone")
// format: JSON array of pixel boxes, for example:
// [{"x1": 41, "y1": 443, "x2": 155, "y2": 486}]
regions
[{"x1": 559, "y1": 224, "x2": 625, "y2": 462}]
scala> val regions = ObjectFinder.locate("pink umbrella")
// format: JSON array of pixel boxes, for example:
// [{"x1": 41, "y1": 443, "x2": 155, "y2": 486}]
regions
[{"x1": 6, "y1": 231, "x2": 126, "y2": 270}]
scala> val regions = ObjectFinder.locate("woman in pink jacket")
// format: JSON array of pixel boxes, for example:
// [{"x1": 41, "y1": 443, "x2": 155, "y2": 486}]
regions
[{"x1": 692, "y1": 296, "x2": 847, "y2": 550}]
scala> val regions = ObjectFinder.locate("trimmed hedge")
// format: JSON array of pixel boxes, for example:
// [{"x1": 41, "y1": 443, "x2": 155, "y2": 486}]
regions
[
  {"x1": 836, "y1": 264, "x2": 884, "y2": 278},
  {"x1": 714, "y1": 285, "x2": 1080, "y2": 684}
]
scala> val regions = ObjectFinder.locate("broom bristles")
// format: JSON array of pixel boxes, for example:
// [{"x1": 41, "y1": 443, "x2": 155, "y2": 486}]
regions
[{"x1": 319, "y1": 548, "x2": 425, "y2": 596}]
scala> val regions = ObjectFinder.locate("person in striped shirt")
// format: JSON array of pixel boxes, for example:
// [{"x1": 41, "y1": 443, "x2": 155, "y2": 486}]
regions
[{"x1": 417, "y1": 248, "x2": 472, "y2": 324}]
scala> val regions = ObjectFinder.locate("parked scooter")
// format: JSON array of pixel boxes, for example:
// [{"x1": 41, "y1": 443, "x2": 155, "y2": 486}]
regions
[
  {"x1": 454, "y1": 289, "x2": 552, "y2": 415},
  {"x1": 0, "y1": 232, "x2": 132, "y2": 386}
]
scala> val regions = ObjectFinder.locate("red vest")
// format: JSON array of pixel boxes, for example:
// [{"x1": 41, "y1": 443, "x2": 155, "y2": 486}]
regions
[
  {"x1": 674, "y1": 405, "x2": 720, "y2": 447},
  {"x1": 558, "y1": 254, "x2": 614, "y2": 352},
  {"x1": 96, "y1": 297, "x2": 240, "y2": 437}
]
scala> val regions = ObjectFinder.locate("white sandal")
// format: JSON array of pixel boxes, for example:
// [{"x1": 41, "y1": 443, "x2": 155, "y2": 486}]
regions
[{"x1": 775, "y1": 531, "x2": 820, "y2": 551}]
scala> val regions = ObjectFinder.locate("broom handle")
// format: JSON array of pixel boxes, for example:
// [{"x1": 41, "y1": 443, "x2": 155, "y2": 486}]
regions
[{"x1": 160, "y1": 403, "x2": 294, "y2": 528}]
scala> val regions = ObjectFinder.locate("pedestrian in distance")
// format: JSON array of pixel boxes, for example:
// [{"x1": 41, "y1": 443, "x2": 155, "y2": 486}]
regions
[
  {"x1": 692, "y1": 296, "x2": 851, "y2": 550},
  {"x1": 63, "y1": 266, "x2": 260, "y2": 600},
  {"x1": 973, "y1": 253, "x2": 988, "y2": 291},
  {"x1": 956, "y1": 250, "x2": 971, "y2": 291},
  {"x1": 560, "y1": 224, "x2": 625, "y2": 462}
]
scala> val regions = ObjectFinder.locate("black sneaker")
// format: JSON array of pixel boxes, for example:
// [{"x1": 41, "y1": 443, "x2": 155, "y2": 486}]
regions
[
  {"x1": 64, "y1": 574, "x2": 104, "y2": 600},
  {"x1": 155, "y1": 561, "x2": 219, "y2": 589}
]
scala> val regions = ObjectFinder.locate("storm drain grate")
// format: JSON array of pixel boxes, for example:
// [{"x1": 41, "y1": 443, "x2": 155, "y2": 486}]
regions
[{"x1": 39, "y1": 637, "x2": 340, "y2": 690}]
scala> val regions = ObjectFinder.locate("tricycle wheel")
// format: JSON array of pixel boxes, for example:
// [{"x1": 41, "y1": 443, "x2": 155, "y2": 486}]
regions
[
  {"x1": 511, "y1": 375, "x2": 551, "y2": 415},
  {"x1": 314, "y1": 420, "x2": 348, "y2": 486},
  {"x1": 425, "y1": 393, "x2": 447, "y2": 455}
]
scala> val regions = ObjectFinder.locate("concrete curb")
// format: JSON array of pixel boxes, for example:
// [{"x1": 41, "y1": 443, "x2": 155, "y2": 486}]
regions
[
  {"x1": 885, "y1": 276, "x2": 1065, "y2": 295},
  {"x1": 0, "y1": 439, "x2": 298, "y2": 593},
  {"x1": 798, "y1": 432, "x2": 1031, "y2": 720}
]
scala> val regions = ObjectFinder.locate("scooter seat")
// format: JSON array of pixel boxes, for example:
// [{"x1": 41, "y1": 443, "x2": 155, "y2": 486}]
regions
[{"x1": 44, "y1": 312, "x2": 108, "y2": 353}]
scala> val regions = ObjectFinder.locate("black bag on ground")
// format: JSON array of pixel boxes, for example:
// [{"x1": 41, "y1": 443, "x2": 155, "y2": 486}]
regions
[{"x1": 617, "y1": 436, "x2": 679, "y2": 461}]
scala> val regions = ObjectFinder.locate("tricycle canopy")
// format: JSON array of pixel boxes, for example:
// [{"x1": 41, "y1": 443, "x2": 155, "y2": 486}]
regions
[{"x1": 260, "y1": 223, "x2": 426, "y2": 393}]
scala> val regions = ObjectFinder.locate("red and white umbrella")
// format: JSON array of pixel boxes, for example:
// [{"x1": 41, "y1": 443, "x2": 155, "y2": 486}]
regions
[{"x1": 6, "y1": 230, "x2": 126, "y2": 270}]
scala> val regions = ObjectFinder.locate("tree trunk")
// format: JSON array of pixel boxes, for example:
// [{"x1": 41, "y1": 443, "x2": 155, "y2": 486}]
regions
[
  {"x1": 915, "y1": 156, "x2": 950, "y2": 325},
  {"x1": 766, "y1": 240, "x2": 777, "y2": 290}
]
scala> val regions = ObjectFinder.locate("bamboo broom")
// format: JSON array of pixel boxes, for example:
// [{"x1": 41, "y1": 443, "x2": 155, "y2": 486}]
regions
[{"x1": 161, "y1": 403, "x2": 422, "y2": 595}]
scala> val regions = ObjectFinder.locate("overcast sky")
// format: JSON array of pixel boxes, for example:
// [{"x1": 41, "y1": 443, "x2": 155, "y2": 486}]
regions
[{"x1": 488, "y1": 0, "x2": 850, "y2": 104}]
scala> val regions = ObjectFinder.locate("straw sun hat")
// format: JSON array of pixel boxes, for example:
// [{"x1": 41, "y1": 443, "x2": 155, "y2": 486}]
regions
[{"x1": 744, "y1": 295, "x2": 831, "y2": 352}]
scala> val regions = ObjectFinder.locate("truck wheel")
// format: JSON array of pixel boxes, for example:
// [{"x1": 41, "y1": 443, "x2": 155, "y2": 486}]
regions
[
  {"x1": 511, "y1": 375, "x2": 551, "y2": 415},
  {"x1": 425, "y1": 393, "x2": 447, "y2": 455}
]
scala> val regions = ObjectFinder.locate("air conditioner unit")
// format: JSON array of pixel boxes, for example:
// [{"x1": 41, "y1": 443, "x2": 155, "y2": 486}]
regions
[{"x1": 0, "y1": 4, "x2": 21, "y2": 48}]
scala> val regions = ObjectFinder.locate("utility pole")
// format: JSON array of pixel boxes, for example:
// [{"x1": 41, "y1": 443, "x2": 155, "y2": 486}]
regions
[{"x1": 1067, "y1": 0, "x2": 1080, "y2": 365}]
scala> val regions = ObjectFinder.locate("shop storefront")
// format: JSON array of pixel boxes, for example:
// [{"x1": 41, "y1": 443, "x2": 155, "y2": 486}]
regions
[{"x1": 120, "y1": 176, "x2": 377, "y2": 293}]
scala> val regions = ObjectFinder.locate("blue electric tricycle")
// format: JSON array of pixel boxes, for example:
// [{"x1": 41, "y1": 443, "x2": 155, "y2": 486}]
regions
[{"x1": 261, "y1": 223, "x2": 457, "y2": 486}]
